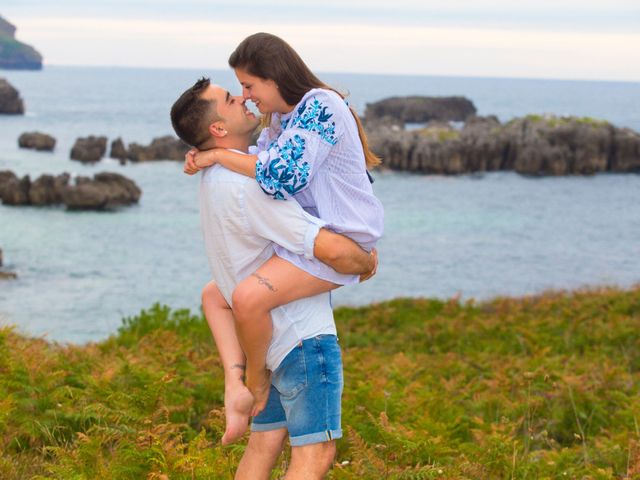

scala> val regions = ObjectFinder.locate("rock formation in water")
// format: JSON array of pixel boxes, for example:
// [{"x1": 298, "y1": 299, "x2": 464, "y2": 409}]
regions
[
  {"x1": 120, "y1": 135, "x2": 190, "y2": 162},
  {"x1": 0, "y1": 15, "x2": 42, "y2": 70},
  {"x1": 0, "y1": 77, "x2": 24, "y2": 114},
  {"x1": 73, "y1": 135, "x2": 190, "y2": 163},
  {"x1": 70, "y1": 136, "x2": 108, "y2": 162},
  {"x1": 0, "y1": 170, "x2": 30, "y2": 204},
  {"x1": 0, "y1": 170, "x2": 141, "y2": 210},
  {"x1": 62, "y1": 172, "x2": 142, "y2": 210},
  {"x1": 18, "y1": 131, "x2": 56, "y2": 151},
  {"x1": 110, "y1": 138, "x2": 128, "y2": 161},
  {"x1": 366, "y1": 111, "x2": 640, "y2": 175},
  {"x1": 365, "y1": 96, "x2": 477, "y2": 124},
  {"x1": 29, "y1": 173, "x2": 70, "y2": 205}
]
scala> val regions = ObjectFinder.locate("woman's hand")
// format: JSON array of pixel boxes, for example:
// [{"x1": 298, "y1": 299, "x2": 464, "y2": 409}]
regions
[
  {"x1": 183, "y1": 149, "x2": 200, "y2": 175},
  {"x1": 359, "y1": 248, "x2": 378, "y2": 283},
  {"x1": 183, "y1": 149, "x2": 218, "y2": 175}
]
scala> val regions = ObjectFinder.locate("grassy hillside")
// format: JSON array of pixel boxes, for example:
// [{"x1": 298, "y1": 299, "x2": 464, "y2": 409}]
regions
[{"x1": 1, "y1": 286, "x2": 639, "y2": 479}]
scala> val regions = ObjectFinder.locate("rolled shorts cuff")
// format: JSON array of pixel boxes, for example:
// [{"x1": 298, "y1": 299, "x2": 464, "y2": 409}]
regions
[
  {"x1": 290, "y1": 428, "x2": 343, "y2": 447},
  {"x1": 250, "y1": 420, "x2": 288, "y2": 433}
]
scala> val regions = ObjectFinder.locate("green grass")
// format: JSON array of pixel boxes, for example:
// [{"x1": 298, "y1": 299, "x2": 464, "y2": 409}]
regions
[{"x1": 1, "y1": 286, "x2": 640, "y2": 479}]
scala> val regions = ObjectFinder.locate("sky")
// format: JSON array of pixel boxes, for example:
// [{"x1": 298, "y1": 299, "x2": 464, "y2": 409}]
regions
[{"x1": 3, "y1": 0, "x2": 640, "y2": 81}]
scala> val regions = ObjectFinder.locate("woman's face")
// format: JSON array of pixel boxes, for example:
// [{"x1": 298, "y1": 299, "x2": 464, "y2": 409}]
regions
[{"x1": 234, "y1": 68, "x2": 290, "y2": 114}]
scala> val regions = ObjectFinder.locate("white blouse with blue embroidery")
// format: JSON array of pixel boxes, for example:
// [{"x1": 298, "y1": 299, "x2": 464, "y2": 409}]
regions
[{"x1": 248, "y1": 88, "x2": 384, "y2": 285}]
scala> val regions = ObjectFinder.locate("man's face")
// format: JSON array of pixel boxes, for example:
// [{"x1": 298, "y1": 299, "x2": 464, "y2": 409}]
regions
[{"x1": 202, "y1": 84, "x2": 260, "y2": 136}]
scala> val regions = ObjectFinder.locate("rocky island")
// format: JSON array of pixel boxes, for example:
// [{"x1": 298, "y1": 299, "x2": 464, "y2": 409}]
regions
[
  {"x1": 0, "y1": 15, "x2": 42, "y2": 70},
  {"x1": 0, "y1": 78, "x2": 24, "y2": 114},
  {"x1": 364, "y1": 96, "x2": 640, "y2": 175},
  {"x1": 0, "y1": 170, "x2": 141, "y2": 210}
]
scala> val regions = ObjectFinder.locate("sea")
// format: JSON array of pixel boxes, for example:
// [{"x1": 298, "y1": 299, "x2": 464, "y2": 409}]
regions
[{"x1": 0, "y1": 66, "x2": 639, "y2": 343}]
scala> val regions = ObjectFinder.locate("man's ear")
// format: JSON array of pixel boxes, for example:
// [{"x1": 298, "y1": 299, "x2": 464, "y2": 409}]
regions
[{"x1": 209, "y1": 121, "x2": 227, "y2": 138}]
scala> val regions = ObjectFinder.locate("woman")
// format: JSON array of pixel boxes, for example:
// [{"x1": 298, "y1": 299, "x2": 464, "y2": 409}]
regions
[{"x1": 186, "y1": 32, "x2": 383, "y2": 424}]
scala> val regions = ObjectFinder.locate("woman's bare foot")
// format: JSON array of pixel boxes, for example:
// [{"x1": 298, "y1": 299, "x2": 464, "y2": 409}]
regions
[
  {"x1": 221, "y1": 384, "x2": 254, "y2": 445},
  {"x1": 247, "y1": 369, "x2": 272, "y2": 417}
]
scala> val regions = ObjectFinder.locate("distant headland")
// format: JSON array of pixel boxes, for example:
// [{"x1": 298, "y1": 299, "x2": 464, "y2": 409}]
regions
[{"x1": 0, "y1": 15, "x2": 42, "y2": 70}]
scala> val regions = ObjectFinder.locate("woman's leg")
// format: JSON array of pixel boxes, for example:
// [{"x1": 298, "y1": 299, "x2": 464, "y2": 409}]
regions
[
  {"x1": 231, "y1": 255, "x2": 338, "y2": 416},
  {"x1": 201, "y1": 280, "x2": 253, "y2": 445}
]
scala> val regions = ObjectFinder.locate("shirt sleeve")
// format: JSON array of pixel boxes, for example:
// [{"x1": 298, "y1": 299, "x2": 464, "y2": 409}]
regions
[
  {"x1": 243, "y1": 180, "x2": 327, "y2": 259},
  {"x1": 254, "y1": 92, "x2": 343, "y2": 200}
]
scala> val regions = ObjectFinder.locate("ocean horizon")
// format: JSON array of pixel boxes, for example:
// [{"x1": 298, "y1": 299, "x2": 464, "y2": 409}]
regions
[{"x1": 35, "y1": 62, "x2": 640, "y2": 84}]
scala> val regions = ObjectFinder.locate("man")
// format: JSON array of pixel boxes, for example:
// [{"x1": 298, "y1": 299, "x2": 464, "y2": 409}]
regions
[{"x1": 170, "y1": 78, "x2": 375, "y2": 480}]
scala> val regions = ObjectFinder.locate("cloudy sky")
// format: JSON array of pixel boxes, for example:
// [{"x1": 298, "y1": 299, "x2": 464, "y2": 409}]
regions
[{"x1": 3, "y1": 0, "x2": 640, "y2": 81}]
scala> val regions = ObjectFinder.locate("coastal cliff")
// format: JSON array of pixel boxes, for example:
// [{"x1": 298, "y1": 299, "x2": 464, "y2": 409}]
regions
[{"x1": 0, "y1": 15, "x2": 42, "y2": 70}]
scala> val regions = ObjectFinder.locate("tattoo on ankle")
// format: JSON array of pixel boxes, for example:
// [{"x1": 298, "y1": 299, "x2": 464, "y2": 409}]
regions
[
  {"x1": 251, "y1": 273, "x2": 278, "y2": 292},
  {"x1": 232, "y1": 364, "x2": 246, "y2": 382}
]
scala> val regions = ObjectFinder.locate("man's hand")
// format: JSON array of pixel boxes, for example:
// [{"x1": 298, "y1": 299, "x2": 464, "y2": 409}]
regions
[
  {"x1": 359, "y1": 248, "x2": 378, "y2": 283},
  {"x1": 183, "y1": 149, "x2": 200, "y2": 175}
]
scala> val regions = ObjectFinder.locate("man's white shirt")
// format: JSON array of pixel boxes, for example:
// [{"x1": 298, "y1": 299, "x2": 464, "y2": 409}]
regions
[{"x1": 199, "y1": 160, "x2": 336, "y2": 371}]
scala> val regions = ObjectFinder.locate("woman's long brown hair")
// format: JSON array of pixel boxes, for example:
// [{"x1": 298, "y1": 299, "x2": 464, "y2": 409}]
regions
[{"x1": 229, "y1": 32, "x2": 381, "y2": 169}]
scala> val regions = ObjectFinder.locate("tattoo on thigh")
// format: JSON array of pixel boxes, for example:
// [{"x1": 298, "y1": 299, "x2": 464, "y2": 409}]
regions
[{"x1": 251, "y1": 273, "x2": 278, "y2": 292}]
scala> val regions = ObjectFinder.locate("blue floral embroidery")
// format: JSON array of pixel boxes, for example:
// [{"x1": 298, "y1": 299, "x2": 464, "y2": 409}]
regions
[
  {"x1": 256, "y1": 134, "x2": 309, "y2": 200},
  {"x1": 291, "y1": 97, "x2": 338, "y2": 145}
]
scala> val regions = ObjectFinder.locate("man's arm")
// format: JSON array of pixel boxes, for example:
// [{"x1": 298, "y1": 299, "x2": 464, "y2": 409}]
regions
[
  {"x1": 314, "y1": 229, "x2": 375, "y2": 276},
  {"x1": 243, "y1": 181, "x2": 376, "y2": 277}
]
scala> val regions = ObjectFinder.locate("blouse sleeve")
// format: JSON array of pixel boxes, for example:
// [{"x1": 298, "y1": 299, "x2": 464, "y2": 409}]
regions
[
  {"x1": 254, "y1": 92, "x2": 343, "y2": 200},
  {"x1": 255, "y1": 124, "x2": 273, "y2": 151}
]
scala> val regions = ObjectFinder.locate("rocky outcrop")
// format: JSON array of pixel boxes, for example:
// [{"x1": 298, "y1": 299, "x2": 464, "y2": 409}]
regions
[
  {"x1": 80, "y1": 135, "x2": 189, "y2": 163},
  {"x1": 0, "y1": 78, "x2": 24, "y2": 114},
  {"x1": 126, "y1": 135, "x2": 189, "y2": 161},
  {"x1": 0, "y1": 16, "x2": 43, "y2": 70},
  {"x1": 0, "y1": 17, "x2": 15, "y2": 37},
  {"x1": 70, "y1": 136, "x2": 108, "y2": 162},
  {"x1": 18, "y1": 131, "x2": 56, "y2": 151},
  {"x1": 368, "y1": 115, "x2": 640, "y2": 176},
  {"x1": 61, "y1": 172, "x2": 141, "y2": 210},
  {"x1": 110, "y1": 138, "x2": 128, "y2": 161},
  {"x1": 610, "y1": 128, "x2": 640, "y2": 172},
  {"x1": 0, "y1": 170, "x2": 141, "y2": 210},
  {"x1": 365, "y1": 96, "x2": 477, "y2": 124},
  {"x1": 0, "y1": 173, "x2": 30, "y2": 204},
  {"x1": 0, "y1": 170, "x2": 18, "y2": 199},
  {"x1": 29, "y1": 173, "x2": 70, "y2": 205}
]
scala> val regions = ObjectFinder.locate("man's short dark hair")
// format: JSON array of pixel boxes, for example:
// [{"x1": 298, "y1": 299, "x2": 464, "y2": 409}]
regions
[{"x1": 170, "y1": 77, "x2": 219, "y2": 147}]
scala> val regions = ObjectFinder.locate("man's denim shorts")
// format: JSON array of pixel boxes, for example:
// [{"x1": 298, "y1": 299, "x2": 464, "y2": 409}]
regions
[{"x1": 251, "y1": 334, "x2": 343, "y2": 446}]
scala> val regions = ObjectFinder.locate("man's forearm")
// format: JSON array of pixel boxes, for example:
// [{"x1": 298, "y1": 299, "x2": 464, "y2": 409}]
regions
[{"x1": 313, "y1": 229, "x2": 374, "y2": 275}]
